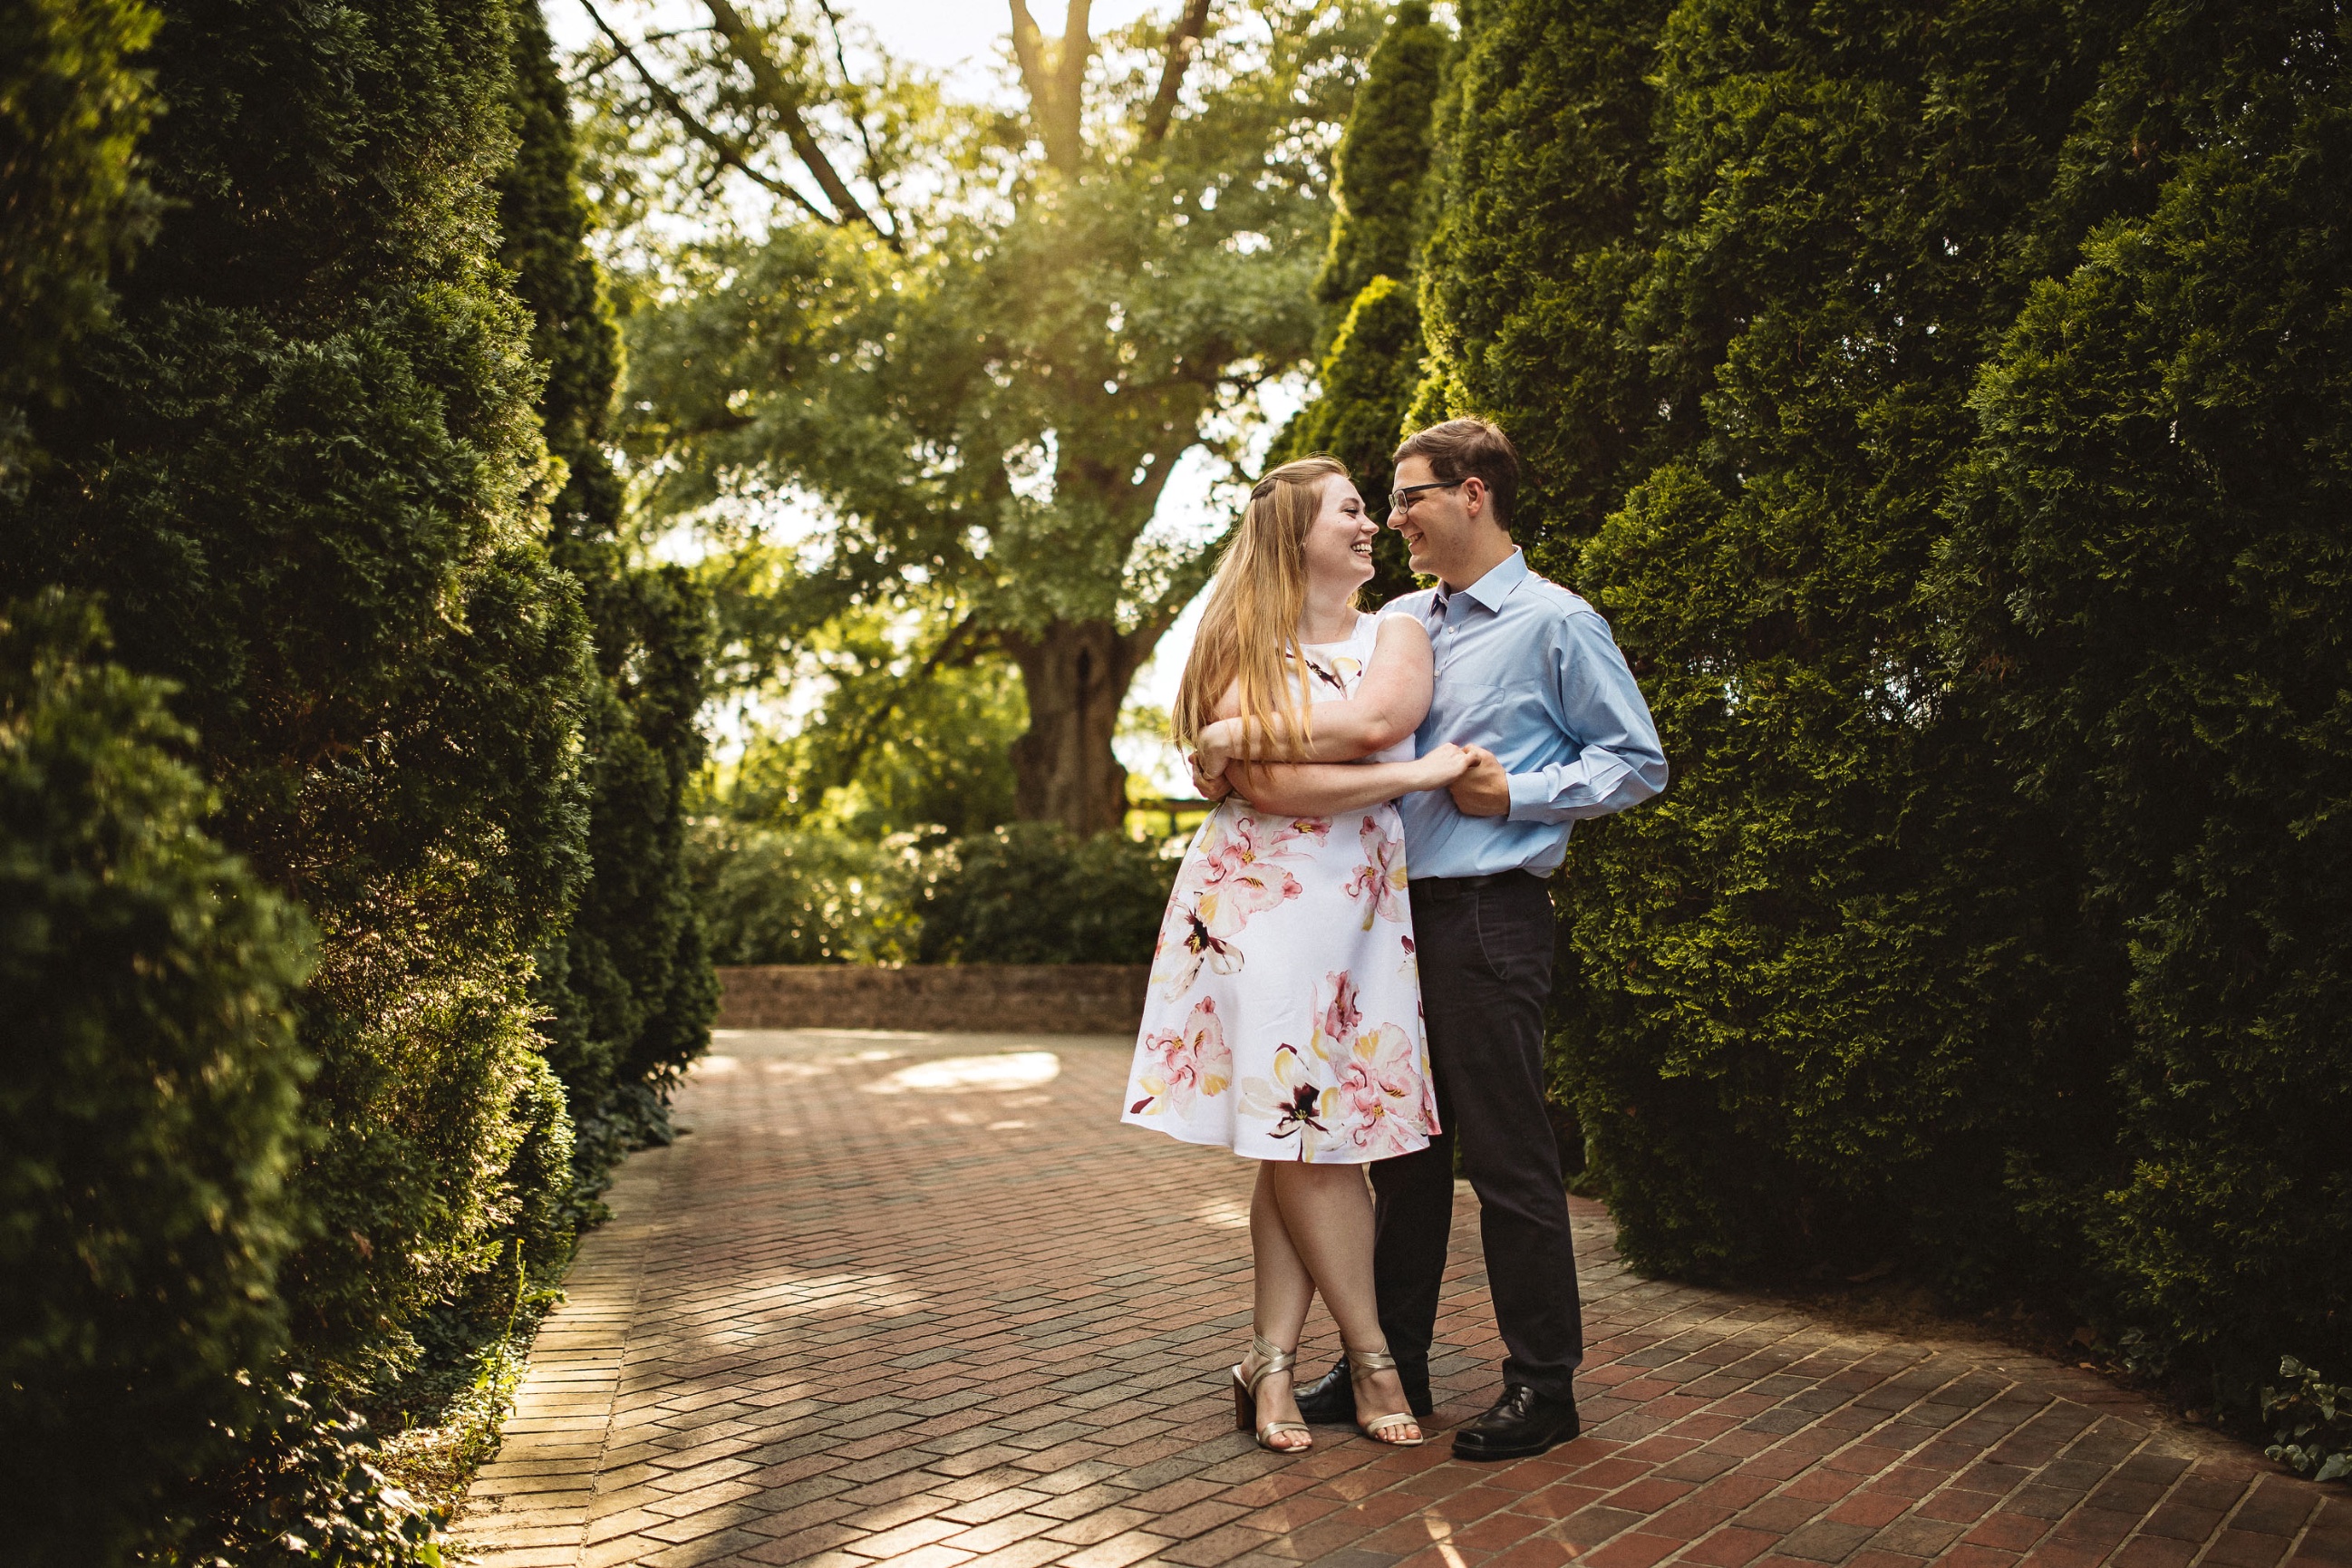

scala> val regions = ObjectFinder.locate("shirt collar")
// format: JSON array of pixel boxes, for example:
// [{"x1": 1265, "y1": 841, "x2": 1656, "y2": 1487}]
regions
[{"x1": 1436, "y1": 549, "x2": 1529, "y2": 615}]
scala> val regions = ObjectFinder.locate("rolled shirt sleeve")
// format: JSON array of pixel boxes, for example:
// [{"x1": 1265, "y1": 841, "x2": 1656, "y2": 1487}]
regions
[{"x1": 1504, "y1": 609, "x2": 1669, "y2": 825}]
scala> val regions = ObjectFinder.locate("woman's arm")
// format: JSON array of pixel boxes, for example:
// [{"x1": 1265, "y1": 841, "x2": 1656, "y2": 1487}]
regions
[
  {"x1": 1226, "y1": 744, "x2": 1470, "y2": 817},
  {"x1": 1195, "y1": 616, "x2": 1432, "y2": 774}
]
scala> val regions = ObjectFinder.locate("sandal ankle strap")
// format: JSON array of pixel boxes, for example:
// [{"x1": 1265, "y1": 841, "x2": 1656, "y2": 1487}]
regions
[
  {"x1": 1246, "y1": 1335, "x2": 1298, "y2": 1392},
  {"x1": 1345, "y1": 1344, "x2": 1399, "y2": 1375}
]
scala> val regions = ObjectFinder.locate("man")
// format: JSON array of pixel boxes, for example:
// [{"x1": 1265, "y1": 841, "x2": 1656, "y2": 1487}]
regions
[{"x1": 1195, "y1": 419, "x2": 1667, "y2": 1459}]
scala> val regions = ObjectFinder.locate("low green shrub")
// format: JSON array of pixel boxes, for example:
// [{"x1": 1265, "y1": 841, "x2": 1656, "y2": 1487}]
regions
[
  {"x1": 0, "y1": 593, "x2": 313, "y2": 1568},
  {"x1": 169, "y1": 1375, "x2": 446, "y2": 1568},
  {"x1": 2263, "y1": 1360, "x2": 2352, "y2": 1485},
  {"x1": 691, "y1": 823, "x2": 918, "y2": 963},
  {"x1": 915, "y1": 824, "x2": 1176, "y2": 965},
  {"x1": 692, "y1": 820, "x2": 1177, "y2": 967}
]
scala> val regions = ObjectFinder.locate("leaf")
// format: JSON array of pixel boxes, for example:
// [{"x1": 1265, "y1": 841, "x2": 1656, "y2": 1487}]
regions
[{"x1": 2317, "y1": 1453, "x2": 2348, "y2": 1485}]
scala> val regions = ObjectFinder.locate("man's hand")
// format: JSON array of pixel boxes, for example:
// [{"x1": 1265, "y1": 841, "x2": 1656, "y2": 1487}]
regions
[
  {"x1": 1188, "y1": 750, "x2": 1234, "y2": 803},
  {"x1": 1448, "y1": 745, "x2": 1511, "y2": 818}
]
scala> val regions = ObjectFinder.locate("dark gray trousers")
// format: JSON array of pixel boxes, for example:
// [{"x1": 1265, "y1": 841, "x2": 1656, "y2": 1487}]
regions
[{"x1": 1370, "y1": 873, "x2": 1583, "y2": 1401}]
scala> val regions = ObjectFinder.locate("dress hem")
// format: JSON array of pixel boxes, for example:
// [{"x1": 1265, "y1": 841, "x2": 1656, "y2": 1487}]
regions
[{"x1": 1118, "y1": 1114, "x2": 1432, "y2": 1166}]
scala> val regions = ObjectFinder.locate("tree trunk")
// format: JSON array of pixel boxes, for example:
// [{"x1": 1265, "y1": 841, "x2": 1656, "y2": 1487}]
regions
[{"x1": 1003, "y1": 617, "x2": 1151, "y2": 837}]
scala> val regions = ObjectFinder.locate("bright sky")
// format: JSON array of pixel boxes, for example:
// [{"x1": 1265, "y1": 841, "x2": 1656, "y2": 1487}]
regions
[{"x1": 544, "y1": 0, "x2": 1289, "y2": 798}]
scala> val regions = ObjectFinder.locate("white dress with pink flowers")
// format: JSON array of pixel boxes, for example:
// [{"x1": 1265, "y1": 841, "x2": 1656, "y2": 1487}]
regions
[{"x1": 1120, "y1": 612, "x2": 1439, "y2": 1163}]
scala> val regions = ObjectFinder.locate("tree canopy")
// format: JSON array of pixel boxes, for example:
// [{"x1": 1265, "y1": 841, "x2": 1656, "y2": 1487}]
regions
[{"x1": 583, "y1": 0, "x2": 1383, "y2": 831}]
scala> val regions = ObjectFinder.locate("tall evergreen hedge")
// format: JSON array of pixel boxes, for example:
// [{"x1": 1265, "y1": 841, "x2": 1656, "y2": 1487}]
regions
[
  {"x1": 1408, "y1": 0, "x2": 2351, "y2": 1404},
  {"x1": 1939, "y1": 0, "x2": 2352, "y2": 1385},
  {"x1": 499, "y1": 0, "x2": 715, "y2": 1137},
  {"x1": 1559, "y1": 0, "x2": 2110, "y2": 1288},
  {"x1": 1276, "y1": 0, "x2": 1445, "y2": 605},
  {"x1": 1413, "y1": 0, "x2": 1674, "y2": 551},
  {"x1": 4, "y1": 0, "x2": 595, "y2": 1378},
  {"x1": 1, "y1": 593, "x2": 312, "y2": 1567},
  {"x1": 0, "y1": 0, "x2": 157, "y2": 480}
]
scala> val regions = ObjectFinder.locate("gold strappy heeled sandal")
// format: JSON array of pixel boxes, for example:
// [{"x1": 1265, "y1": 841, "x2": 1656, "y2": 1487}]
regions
[
  {"x1": 1347, "y1": 1345, "x2": 1428, "y2": 1447},
  {"x1": 1231, "y1": 1335, "x2": 1312, "y2": 1453}
]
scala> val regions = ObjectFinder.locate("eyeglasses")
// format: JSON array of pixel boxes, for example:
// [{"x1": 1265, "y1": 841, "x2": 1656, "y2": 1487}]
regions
[{"x1": 1388, "y1": 479, "x2": 1464, "y2": 515}]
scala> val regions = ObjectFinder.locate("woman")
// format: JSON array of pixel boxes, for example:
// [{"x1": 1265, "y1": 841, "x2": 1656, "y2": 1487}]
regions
[{"x1": 1119, "y1": 456, "x2": 1466, "y2": 1453}]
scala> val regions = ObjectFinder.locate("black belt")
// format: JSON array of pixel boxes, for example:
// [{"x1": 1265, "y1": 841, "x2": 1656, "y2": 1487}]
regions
[{"x1": 1409, "y1": 869, "x2": 1550, "y2": 895}]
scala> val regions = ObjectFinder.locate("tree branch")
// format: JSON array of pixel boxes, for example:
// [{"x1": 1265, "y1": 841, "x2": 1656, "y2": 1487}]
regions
[
  {"x1": 581, "y1": 0, "x2": 833, "y2": 223},
  {"x1": 1054, "y1": 0, "x2": 1093, "y2": 160},
  {"x1": 1007, "y1": 0, "x2": 1088, "y2": 173},
  {"x1": 1007, "y1": 0, "x2": 1055, "y2": 122},
  {"x1": 1141, "y1": 0, "x2": 1210, "y2": 146},
  {"x1": 812, "y1": 0, "x2": 902, "y2": 235},
  {"x1": 702, "y1": 0, "x2": 899, "y2": 247},
  {"x1": 827, "y1": 612, "x2": 985, "y2": 788}
]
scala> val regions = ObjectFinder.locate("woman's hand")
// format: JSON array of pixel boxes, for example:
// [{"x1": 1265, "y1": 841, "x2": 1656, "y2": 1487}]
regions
[
  {"x1": 1407, "y1": 742, "x2": 1474, "y2": 793},
  {"x1": 1188, "y1": 750, "x2": 1234, "y2": 803},
  {"x1": 1195, "y1": 719, "x2": 1239, "y2": 781}
]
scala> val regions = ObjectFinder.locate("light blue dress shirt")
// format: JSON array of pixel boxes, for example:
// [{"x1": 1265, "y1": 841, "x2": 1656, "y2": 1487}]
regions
[{"x1": 1385, "y1": 550, "x2": 1668, "y2": 880}]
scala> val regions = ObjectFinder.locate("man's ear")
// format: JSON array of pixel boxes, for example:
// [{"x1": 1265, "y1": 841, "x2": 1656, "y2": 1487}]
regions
[{"x1": 1460, "y1": 476, "x2": 1487, "y2": 519}]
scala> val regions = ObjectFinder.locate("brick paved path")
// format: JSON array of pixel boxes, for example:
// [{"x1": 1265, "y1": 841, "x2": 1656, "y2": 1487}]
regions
[{"x1": 460, "y1": 1030, "x2": 2349, "y2": 1568}]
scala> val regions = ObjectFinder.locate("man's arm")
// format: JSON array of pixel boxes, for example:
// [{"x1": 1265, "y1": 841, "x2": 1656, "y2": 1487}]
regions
[{"x1": 1449, "y1": 611, "x2": 1667, "y2": 820}]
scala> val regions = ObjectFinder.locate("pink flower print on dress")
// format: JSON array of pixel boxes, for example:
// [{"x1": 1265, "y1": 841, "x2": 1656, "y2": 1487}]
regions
[
  {"x1": 1128, "y1": 996, "x2": 1233, "y2": 1118},
  {"x1": 1318, "y1": 970, "x2": 1362, "y2": 1047},
  {"x1": 1152, "y1": 813, "x2": 1307, "y2": 995},
  {"x1": 1331, "y1": 1022, "x2": 1428, "y2": 1157},
  {"x1": 1273, "y1": 815, "x2": 1332, "y2": 849},
  {"x1": 1151, "y1": 898, "x2": 1244, "y2": 996},
  {"x1": 1238, "y1": 1043, "x2": 1332, "y2": 1150},
  {"x1": 1343, "y1": 813, "x2": 1408, "y2": 930}
]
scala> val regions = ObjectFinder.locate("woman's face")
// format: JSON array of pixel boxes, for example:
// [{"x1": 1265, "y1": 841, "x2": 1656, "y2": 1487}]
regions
[{"x1": 1300, "y1": 474, "x2": 1378, "y2": 595}]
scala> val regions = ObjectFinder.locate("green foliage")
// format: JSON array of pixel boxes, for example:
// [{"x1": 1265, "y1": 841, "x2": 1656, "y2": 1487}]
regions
[
  {"x1": 1412, "y1": 0, "x2": 1673, "y2": 548},
  {"x1": 0, "y1": 592, "x2": 312, "y2": 1568},
  {"x1": 500, "y1": 0, "x2": 716, "y2": 1120},
  {"x1": 2264, "y1": 1360, "x2": 2352, "y2": 1485},
  {"x1": 2, "y1": 0, "x2": 596, "y2": 1382},
  {"x1": 1412, "y1": 0, "x2": 2348, "y2": 1406},
  {"x1": 0, "y1": 0, "x2": 158, "y2": 479},
  {"x1": 717, "y1": 602, "x2": 1028, "y2": 840},
  {"x1": 914, "y1": 825, "x2": 1176, "y2": 966},
  {"x1": 170, "y1": 1375, "x2": 446, "y2": 1568},
  {"x1": 1512, "y1": 0, "x2": 2109, "y2": 1289},
  {"x1": 1938, "y1": 0, "x2": 2352, "y2": 1382},
  {"x1": 691, "y1": 821, "x2": 1176, "y2": 967},
  {"x1": 692, "y1": 824, "x2": 919, "y2": 965},
  {"x1": 1276, "y1": 0, "x2": 1447, "y2": 604},
  {"x1": 1273, "y1": 276, "x2": 1427, "y2": 604},
  {"x1": 599, "y1": 1, "x2": 1385, "y2": 831},
  {"x1": 1314, "y1": 0, "x2": 1445, "y2": 317}
]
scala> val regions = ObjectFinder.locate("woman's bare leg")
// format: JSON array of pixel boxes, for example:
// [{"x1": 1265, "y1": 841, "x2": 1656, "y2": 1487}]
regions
[
  {"x1": 1268, "y1": 1163, "x2": 1424, "y2": 1442},
  {"x1": 1247, "y1": 1161, "x2": 1314, "y2": 1449}
]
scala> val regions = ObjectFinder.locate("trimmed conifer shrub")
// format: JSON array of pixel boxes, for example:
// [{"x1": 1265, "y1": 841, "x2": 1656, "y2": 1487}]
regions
[
  {"x1": 1314, "y1": 0, "x2": 1445, "y2": 318},
  {"x1": 1412, "y1": 0, "x2": 1675, "y2": 554},
  {"x1": 0, "y1": 0, "x2": 157, "y2": 480},
  {"x1": 4, "y1": 0, "x2": 595, "y2": 1378},
  {"x1": 1277, "y1": 0, "x2": 1445, "y2": 605},
  {"x1": 498, "y1": 0, "x2": 716, "y2": 1126},
  {"x1": 1553, "y1": 0, "x2": 2112, "y2": 1287},
  {"x1": 0, "y1": 592, "x2": 312, "y2": 1567},
  {"x1": 1939, "y1": 0, "x2": 2352, "y2": 1389}
]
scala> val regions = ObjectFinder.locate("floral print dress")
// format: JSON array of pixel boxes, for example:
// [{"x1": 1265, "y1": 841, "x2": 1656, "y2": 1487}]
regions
[{"x1": 1121, "y1": 612, "x2": 1439, "y2": 1163}]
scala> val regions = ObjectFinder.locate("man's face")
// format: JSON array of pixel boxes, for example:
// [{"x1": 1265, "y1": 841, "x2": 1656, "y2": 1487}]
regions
[{"x1": 1388, "y1": 454, "x2": 1474, "y2": 579}]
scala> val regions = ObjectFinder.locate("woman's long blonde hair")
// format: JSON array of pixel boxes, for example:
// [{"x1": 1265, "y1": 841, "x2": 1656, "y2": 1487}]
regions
[{"x1": 1173, "y1": 455, "x2": 1352, "y2": 753}]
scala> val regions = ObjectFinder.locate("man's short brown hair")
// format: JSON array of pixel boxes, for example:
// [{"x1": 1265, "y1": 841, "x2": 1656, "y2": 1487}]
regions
[{"x1": 1393, "y1": 418, "x2": 1520, "y2": 528}]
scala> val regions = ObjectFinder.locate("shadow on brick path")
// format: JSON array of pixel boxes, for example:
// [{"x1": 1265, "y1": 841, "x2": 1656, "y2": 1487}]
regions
[{"x1": 459, "y1": 1030, "x2": 2350, "y2": 1568}]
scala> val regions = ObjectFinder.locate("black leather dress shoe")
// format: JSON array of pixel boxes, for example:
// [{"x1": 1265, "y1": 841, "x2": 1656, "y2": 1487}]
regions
[
  {"x1": 1293, "y1": 1355, "x2": 1434, "y2": 1425},
  {"x1": 1450, "y1": 1384, "x2": 1580, "y2": 1461}
]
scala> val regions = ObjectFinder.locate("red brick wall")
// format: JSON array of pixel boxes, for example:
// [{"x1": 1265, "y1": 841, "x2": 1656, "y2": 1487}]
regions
[{"x1": 712, "y1": 964, "x2": 1148, "y2": 1035}]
